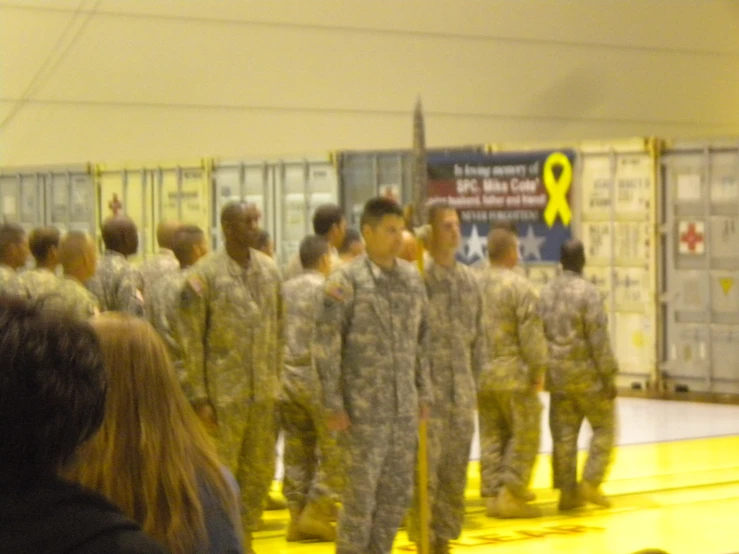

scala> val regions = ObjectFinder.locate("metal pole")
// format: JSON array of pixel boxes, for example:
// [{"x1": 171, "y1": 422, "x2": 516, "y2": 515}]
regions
[{"x1": 412, "y1": 97, "x2": 430, "y2": 554}]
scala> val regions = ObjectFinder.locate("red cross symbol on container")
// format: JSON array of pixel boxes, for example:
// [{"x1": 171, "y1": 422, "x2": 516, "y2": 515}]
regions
[{"x1": 679, "y1": 222, "x2": 704, "y2": 254}]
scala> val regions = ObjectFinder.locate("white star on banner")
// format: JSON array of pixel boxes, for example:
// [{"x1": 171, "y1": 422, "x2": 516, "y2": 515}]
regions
[
  {"x1": 519, "y1": 225, "x2": 546, "y2": 261},
  {"x1": 465, "y1": 224, "x2": 486, "y2": 263}
]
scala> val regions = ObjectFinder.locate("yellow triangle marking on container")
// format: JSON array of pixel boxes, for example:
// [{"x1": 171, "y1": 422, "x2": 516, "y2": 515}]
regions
[{"x1": 720, "y1": 277, "x2": 734, "y2": 296}]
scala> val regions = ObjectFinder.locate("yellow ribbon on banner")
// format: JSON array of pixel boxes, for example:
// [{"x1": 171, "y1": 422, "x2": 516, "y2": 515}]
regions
[{"x1": 542, "y1": 152, "x2": 573, "y2": 227}]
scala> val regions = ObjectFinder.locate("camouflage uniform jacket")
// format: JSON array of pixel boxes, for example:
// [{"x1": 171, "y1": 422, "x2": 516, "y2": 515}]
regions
[
  {"x1": 177, "y1": 249, "x2": 283, "y2": 405},
  {"x1": 477, "y1": 265, "x2": 548, "y2": 392},
  {"x1": 0, "y1": 265, "x2": 23, "y2": 296},
  {"x1": 283, "y1": 247, "x2": 340, "y2": 281},
  {"x1": 282, "y1": 270, "x2": 325, "y2": 400},
  {"x1": 538, "y1": 270, "x2": 619, "y2": 393},
  {"x1": 147, "y1": 269, "x2": 188, "y2": 365},
  {"x1": 425, "y1": 259, "x2": 486, "y2": 407},
  {"x1": 43, "y1": 276, "x2": 100, "y2": 320},
  {"x1": 18, "y1": 267, "x2": 59, "y2": 300},
  {"x1": 138, "y1": 249, "x2": 179, "y2": 295},
  {"x1": 86, "y1": 250, "x2": 144, "y2": 315},
  {"x1": 314, "y1": 255, "x2": 432, "y2": 423}
]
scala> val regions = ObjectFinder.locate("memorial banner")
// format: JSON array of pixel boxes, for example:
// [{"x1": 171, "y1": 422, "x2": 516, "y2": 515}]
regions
[{"x1": 427, "y1": 150, "x2": 575, "y2": 265}]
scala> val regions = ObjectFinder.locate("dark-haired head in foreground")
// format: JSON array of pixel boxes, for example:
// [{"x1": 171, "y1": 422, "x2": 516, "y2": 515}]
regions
[
  {"x1": 0, "y1": 295, "x2": 106, "y2": 485},
  {"x1": 0, "y1": 295, "x2": 167, "y2": 554}
]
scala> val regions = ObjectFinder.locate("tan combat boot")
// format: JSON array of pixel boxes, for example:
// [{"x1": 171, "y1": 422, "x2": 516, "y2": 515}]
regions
[
  {"x1": 485, "y1": 496, "x2": 499, "y2": 517},
  {"x1": 497, "y1": 486, "x2": 541, "y2": 519},
  {"x1": 558, "y1": 488, "x2": 585, "y2": 511},
  {"x1": 286, "y1": 503, "x2": 311, "y2": 542},
  {"x1": 297, "y1": 502, "x2": 336, "y2": 541},
  {"x1": 579, "y1": 481, "x2": 611, "y2": 508}
]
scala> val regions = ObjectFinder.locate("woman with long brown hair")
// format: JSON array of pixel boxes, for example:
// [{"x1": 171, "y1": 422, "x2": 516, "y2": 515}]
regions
[{"x1": 66, "y1": 312, "x2": 243, "y2": 554}]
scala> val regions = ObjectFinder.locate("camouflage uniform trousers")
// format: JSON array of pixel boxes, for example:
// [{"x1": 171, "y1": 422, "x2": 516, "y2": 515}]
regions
[
  {"x1": 549, "y1": 392, "x2": 616, "y2": 491},
  {"x1": 478, "y1": 390, "x2": 542, "y2": 499},
  {"x1": 407, "y1": 403, "x2": 475, "y2": 544},
  {"x1": 213, "y1": 399, "x2": 277, "y2": 533},
  {"x1": 279, "y1": 387, "x2": 343, "y2": 511},
  {"x1": 337, "y1": 417, "x2": 418, "y2": 554}
]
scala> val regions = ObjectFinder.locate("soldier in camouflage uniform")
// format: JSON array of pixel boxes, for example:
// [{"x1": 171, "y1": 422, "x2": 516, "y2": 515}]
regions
[
  {"x1": 478, "y1": 228, "x2": 548, "y2": 519},
  {"x1": 86, "y1": 216, "x2": 144, "y2": 316},
  {"x1": 283, "y1": 204, "x2": 346, "y2": 280},
  {"x1": 338, "y1": 227, "x2": 365, "y2": 265},
  {"x1": 138, "y1": 220, "x2": 181, "y2": 296},
  {"x1": 177, "y1": 202, "x2": 283, "y2": 553},
  {"x1": 280, "y1": 235, "x2": 340, "y2": 542},
  {"x1": 42, "y1": 231, "x2": 100, "y2": 320},
  {"x1": 0, "y1": 223, "x2": 29, "y2": 297},
  {"x1": 539, "y1": 239, "x2": 618, "y2": 510},
  {"x1": 406, "y1": 201, "x2": 486, "y2": 554},
  {"x1": 18, "y1": 227, "x2": 60, "y2": 300},
  {"x1": 472, "y1": 221, "x2": 527, "y2": 278},
  {"x1": 314, "y1": 197, "x2": 431, "y2": 554},
  {"x1": 147, "y1": 225, "x2": 208, "y2": 393}
]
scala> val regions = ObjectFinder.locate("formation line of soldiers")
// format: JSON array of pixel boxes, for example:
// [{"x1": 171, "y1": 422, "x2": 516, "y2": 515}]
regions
[{"x1": 0, "y1": 195, "x2": 617, "y2": 554}]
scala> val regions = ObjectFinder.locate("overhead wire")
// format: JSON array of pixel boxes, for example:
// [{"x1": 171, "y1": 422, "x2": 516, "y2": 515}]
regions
[{"x1": 0, "y1": 0, "x2": 102, "y2": 133}]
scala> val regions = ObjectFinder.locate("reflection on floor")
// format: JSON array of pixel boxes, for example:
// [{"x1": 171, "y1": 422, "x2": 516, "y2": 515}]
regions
[{"x1": 258, "y1": 399, "x2": 739, "y2": 554}]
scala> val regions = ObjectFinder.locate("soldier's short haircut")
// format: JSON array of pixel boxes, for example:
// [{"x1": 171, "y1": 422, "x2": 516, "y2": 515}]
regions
[
  {"x1": 220, "y1": 201, "x2": 246, "y2": 227},
  {"x1": 487, "y1": 228, "x2": 517, "y2": 262},
  {"x1": 339, "y1": 228, "x2": 362, "y2": 254},
  {"x1": 59, "y1": 231, "x2": 92, "y2": 270},
  {"x1": 255, "y1": 229, "x2": 271, "y2": 250},
  {"x1": 312, "y1": 204, "x2": 344, "y2": 236},
  {"x1": 172, "y1": 225, "x2": 205, "y2": 266},
  {"x1": 29, "y1": 227, "x2": 61, "y2": 264},
  {"x1": 490, "y1": 220, "x2": 518, "y2": 234},
  {"x1": 0, "y1": 295, "x2": 107, "y2": 483},
  {"x1": 426, "y1": 200, "x2": 459, "y2": 227},
  {"x1": 560, "y1": 239, "x2": 585, "y2": 273},
  {"x1": 101, "y1": 216, "x2": 136, "y2": 252},
  {"x1": 299, "y1": 235, "x2": 329, "y2": 269},
  {"x1": 360, "y1": 197, "x2": 404, "y2": 229},
  {"x1": 0, "y1": 223, "x2": 25, "y2": 258}
]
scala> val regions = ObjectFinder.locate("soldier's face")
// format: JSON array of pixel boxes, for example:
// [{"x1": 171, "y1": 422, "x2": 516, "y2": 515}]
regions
[
  {"x1": 9, "y1": 239, "x2": 29, "y2": 269},
  {"x1": 363, "y1": 215, "x2": 404, "y2": 259},
  {"x1": 330, "y1": 218, "x2": 348, "y2": 247},
  {"x1": 227, "y1": 205, "x2": 261, "y2": 248},
  {"x1": 82, "y1": 239, "x2": 98, "y2": 282},
  {"x1": 193, "y1": 236, "x2": 209, "y2": 262},
  {"x1": 432, "y1": 209, "x2": 461, "y2": 252}
]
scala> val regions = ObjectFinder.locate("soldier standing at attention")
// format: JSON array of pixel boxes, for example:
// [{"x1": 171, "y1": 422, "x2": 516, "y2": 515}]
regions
[
  {"x1": 281, "y1": 235, "x2": 340, "y2": 542},
  {"x1": 283, "y1": 204, "x2": 346, "y2": 280},
  {"x1": 177, "y1": 202, "x2": 283, "y2": 554},
  {"x1": 19, "y1": 227, "x2": 60, "y2": 299},
  {"x1": 138, "y1": 220, "x2": 181, "y2": 297},
  {"x1": 43, "y1": 231, "x2": 100, "y2": 320},
  {"x1": 0, "y1": 223, "x2": 29, "y2": 296},
  {"x1": 148, "y1": 225, "x2": 208, "y2": 388},
  {"x1": 86, "y1": 216, "x2": 144, "y2": 315},
  {"x1": 314, "y1": 197, "x2": 431, "y2": 554},
  {"x1": 477, "y1": 228, "x2": 547, "y2": 519},
  {"x1": 539, "y1": 239, "x2": 618, "y2": 510},
  {"x1": 407, "y1": 201, "x2": 486, "y2": 554}
]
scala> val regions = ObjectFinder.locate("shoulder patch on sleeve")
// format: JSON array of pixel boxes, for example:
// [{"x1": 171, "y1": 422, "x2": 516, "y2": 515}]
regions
[{"x1": 187, "y1": 275, "x2": 205, "y2": 297}]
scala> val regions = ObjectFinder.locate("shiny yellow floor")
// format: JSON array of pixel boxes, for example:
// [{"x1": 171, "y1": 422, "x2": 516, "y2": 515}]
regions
[{"x1": 256, "y1": 435, "x2": 739, "y2": 554}]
